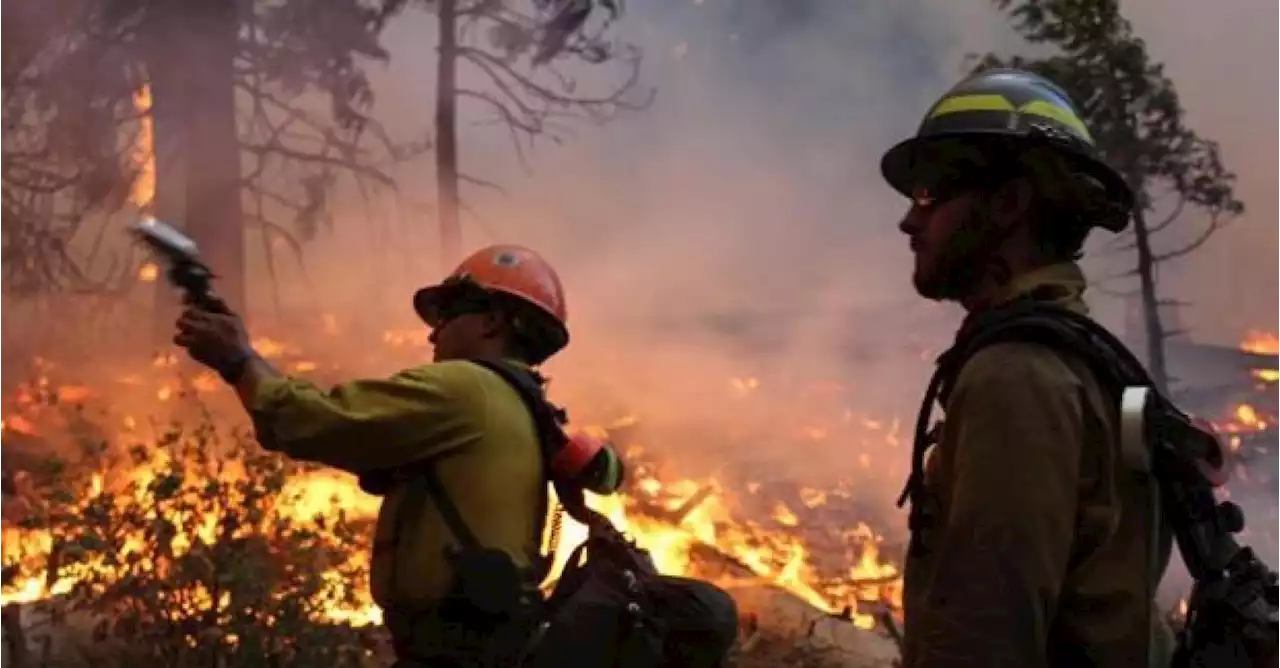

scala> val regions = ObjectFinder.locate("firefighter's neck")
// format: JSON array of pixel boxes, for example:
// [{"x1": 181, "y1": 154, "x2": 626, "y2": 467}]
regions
[
  {"x1": 469, "y1": 336, "x2": 512, "y2": 361},
  {"x1": 960, "y1": 229, "x2": 1040, "y2": 313}
]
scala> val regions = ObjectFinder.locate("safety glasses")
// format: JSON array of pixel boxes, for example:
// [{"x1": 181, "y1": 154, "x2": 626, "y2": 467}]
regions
[{"x1": 908, "y1": 138, "x2": 1017, "y2": 208}]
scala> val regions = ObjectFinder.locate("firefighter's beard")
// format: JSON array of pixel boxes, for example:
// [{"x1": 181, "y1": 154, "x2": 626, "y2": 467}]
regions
[{"x1": 914, "y1": 205, "x2": 1006, "y2": 303}]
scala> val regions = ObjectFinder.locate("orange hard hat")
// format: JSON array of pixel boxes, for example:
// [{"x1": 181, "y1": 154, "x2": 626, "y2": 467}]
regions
[{"x1": 414, "y1": 245, "x2": 569, "y2": 361}]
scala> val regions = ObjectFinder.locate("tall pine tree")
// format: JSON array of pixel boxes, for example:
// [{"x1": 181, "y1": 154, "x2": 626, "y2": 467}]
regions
[
  {"x1": 2, "y1": 0, "x2": 409, "y2": 320},
  {"x1": 383, "y1": 0, "x2": 648, "y2": 265},
  {"x1": 976, "y1": 0, "x2": 1243, "y2": 391}
]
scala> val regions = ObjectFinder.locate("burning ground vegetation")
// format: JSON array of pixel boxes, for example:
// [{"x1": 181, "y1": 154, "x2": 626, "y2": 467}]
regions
[
  {"x1": 1211, "y1": 330, "x2": 1279, "y2": 491},
  {"x1": 0, "y1": 327, "x2": 909, "y2": 668},
  {"x1": 1, "y1": 324, "x2": 1275, "y2": 668}
]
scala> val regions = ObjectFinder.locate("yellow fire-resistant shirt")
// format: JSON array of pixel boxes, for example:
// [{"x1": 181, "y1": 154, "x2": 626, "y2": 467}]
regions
[{"x1": 248, "y1": 360, "x2": 545, "y2": 609}]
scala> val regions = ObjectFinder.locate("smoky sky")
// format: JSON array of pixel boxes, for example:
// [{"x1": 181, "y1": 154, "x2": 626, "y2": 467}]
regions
[
  {"x1": 6, "y1": 0, "x2": 1263, "y2": 597},
  {"x1": 307, "y1": 2, "x2": 1001, "y2": 331},
  {"x1": 177, "y1": 0, "x2": 1280, "y2": 599},
  {"x1": 1121, "y1": 0, "x2": 1279, "y2": 344},
  {"x1": 252, "y1": 1, "x2": 989, "y2": 496},
  {"x1": 248, "y1": 3, "x2": 1276, "y2": 492}
]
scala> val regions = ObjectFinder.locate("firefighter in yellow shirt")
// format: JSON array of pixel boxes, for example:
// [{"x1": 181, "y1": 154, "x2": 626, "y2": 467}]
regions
[
  {"x1": 172, "y1": 247, "x2": 613, "y2": 655},
  {"x1": 173, "y1": 245, "x2": 739, "y2": 667}
]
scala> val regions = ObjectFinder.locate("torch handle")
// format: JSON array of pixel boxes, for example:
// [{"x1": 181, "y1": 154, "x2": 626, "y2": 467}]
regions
[{"x1": 187, "y1": 290, "x2": 232, "y2": 315}]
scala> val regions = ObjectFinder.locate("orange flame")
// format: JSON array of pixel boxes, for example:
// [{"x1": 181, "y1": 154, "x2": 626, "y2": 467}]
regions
[
  {"x1": 1, "y1": 324, "x2": 906, "y2": 631},
  {"x1": 1241, "y1": 330, "x2": 1279, "y2": 355},
  {"x1": 130, "y1": 85, "x2": 155, "y2": 213}
]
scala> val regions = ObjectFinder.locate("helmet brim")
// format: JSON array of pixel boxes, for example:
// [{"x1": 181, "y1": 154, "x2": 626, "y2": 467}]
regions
[
  {"x1": 411, "y1": 277, "x2": 502, "y2": 327},
  {"x1": 412, "y1": 284, "x2": 571, "y2": 364},
  {"x1": 880, "y1": 131, "x2": 1134, "y2": 233},
  {"x1": 412, "y1": 285, "x2": 448, "y2": 327}
]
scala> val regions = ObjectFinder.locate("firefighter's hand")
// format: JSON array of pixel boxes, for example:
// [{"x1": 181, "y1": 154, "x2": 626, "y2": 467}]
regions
[{"x1": 173, "y1": 306, "x2": 254, "y2": 379}]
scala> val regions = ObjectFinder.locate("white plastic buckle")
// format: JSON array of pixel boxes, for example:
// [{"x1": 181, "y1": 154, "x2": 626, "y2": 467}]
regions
[{"x1": 1120, "y1": 386, "x2": 1153, "y2": 474}]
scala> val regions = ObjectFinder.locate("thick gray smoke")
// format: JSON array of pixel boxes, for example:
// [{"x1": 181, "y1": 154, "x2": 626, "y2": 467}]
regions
[
  {"x1": 280, "y1": 3, "x2": 993, "y2": 492},
  {"x1": 1121, "y1": 0, "x2": 1278, "y2": 345},
  {"x1": 268, "y1": 0, "x2": 1276, "y2": 598}
]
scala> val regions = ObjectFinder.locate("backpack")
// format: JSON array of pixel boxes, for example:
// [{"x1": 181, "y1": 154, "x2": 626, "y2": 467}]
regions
[
  {"x1": 900, "y1": 299, "x2": 1278, "y2": 668},
  {"x1": 469, "y1": 359, "x2": 667, "y2": 668}
]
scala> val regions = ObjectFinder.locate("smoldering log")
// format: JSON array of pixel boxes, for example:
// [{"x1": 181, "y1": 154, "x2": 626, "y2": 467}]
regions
[
  {"x1": 1, "y1": 605, "x2": 29, "y2": 668},
  {"x1": 877, "y1": 611, "x2": 904, "y2": 653},
  {"x1": 626, "y1": 478, "x2": 904, "y2": 588},
  {"x1": 1, "y1": 598, "x2": 125, "y2": 667},
  {"x1": 686, "y1": 542, "x2": 762, "y2": 581},
  {"x1": 723, "y1": 582, "x2": 901, "y2": 667},
  {"x1": 670, "y1": 485, "x2": 719, "y2": 524},
  {"x1": 674, "y1": 539, "x2": 902, "y2": 665}
]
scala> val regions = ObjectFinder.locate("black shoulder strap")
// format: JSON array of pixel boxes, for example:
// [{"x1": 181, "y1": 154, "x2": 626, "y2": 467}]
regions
[
  {"x1": 940, "y1": 301, "x2": 1149, "y2": 404},
  {"x1": 382, "y1": 454, "x2": 483, "y2": 601},
  {"x1": 898, "y1": 301, "x2": 1145, "y2": 508},
  {"x1": 386, "y1": 361, "x2": 560, "y2": 574},
  {"x1": 467, "y1": 358, "x2": 614, "y2": 533},
  {"x1": 417, "y1": 466, "x2": 482, "y2": 550},
  {"x1": 389, "y1": 359, "x2": 615, "y2": 596},
  {"x1": 902, "y1": 302, "x2": 1272, "y2": 585},
  {"x1": 388, "y1": 360, "x2": 566, "y2": 596}
]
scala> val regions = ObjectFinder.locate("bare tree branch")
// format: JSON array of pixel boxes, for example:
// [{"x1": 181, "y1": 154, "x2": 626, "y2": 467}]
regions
[
  {"x1": 458, "y1": 172, "x2": 508, "y2": 196},
  {"x1": 1152, "y1": 210, "x2": 1227, "y2": 263},
  {"x1": 1089, "y1": 282, "x2": 1139, "y2": 299},
  {"x1": 1148, "y1": 193, "x2": 1187, "y2": 234}
]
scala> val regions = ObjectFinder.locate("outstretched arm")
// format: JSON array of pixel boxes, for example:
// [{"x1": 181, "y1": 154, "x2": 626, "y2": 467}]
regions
[
  {"x1": 174, "y1": 306, "x2": 474, "y2": 474},
  {"x1": 232, "y1": 352, "x2": 283, "y2": 407},
  {"x1": 240, "y1": 361, "x2": 478, "y2": 473}
]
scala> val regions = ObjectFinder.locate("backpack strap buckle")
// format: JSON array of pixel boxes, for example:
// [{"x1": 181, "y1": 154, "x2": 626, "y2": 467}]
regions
[{"x1": 1120, "y1": 386, "x2": 1154, "y2": 475}]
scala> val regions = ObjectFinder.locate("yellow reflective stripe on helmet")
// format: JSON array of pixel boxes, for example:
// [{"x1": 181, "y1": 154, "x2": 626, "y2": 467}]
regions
[
  {"x1": 1017, "y1": 100, "x2": 1093, "y2": 144},
  {"x1": 929, "y1": 94, "x2": 1016, "y2": 117},
  {"x1": 927, "y1": 94, "x2": 1094, "y2": 145}
]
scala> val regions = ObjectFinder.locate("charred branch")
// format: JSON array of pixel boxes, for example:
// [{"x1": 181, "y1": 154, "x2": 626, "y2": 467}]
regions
[
  {"x1": 879, "y1": 610, "x2": 904, "y2": 652},
  {"x1": 1090, "y1": 282, "x2": 1140, "y2": 299},
  {"x1": 234, "y1": 80, "x2": 420, "y2": 187},
  {"x1": 461, "y1": 44, "x2": 647, "y2": 117},
  {"x1": 1149, "y1": 193, "x2": 1187, "y2": 234},
  {"x1": 457, "y1": 172, "x2": 508, "y2": 195},
  {"x1": 451, "y1": 41, "x2": 648, "y2": 177},
  {"x1": 1152, "y1": 210, "x2": 1230, "y2": 263}
]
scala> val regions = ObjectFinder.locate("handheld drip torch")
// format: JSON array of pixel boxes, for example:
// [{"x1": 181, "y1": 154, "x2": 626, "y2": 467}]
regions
[{"x1": 129, "y1": 219, "x2": 229, "y2": 314}]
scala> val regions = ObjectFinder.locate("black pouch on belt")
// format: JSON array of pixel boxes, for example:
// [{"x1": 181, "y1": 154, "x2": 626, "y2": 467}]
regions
[
  {"x1": 448, "y1": 546, "x2": 529, "y2": 617},
  {"x1": 383, "y1": 460, "x2": 540, "y2": 667},
  {"x1": 393, "y1": 459, "x2": 534, "y2": 619}
]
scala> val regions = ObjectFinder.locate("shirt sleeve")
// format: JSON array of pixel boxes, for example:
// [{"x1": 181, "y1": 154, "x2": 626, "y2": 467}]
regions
[
  {"x1": 912, "y1": 342, "x2": 1085, "y2": 668},
  {"x1": 248, "y1": 361, "x2": 480, "y2": 474}
]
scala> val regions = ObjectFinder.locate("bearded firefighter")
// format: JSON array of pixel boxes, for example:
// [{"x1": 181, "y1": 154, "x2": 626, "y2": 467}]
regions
[
  {"x1": 172, "y1": 244, "x2": 737, "y2": 667},
  {"x1": 879, "y1": 69, "x2": 1176, "y2": 667}
]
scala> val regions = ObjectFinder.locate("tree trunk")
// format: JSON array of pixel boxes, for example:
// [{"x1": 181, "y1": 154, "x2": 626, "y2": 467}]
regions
[
  {"x1": 181, "y1": 0, "x2": 246, "y2": 316},
  {"x1": 434, "y1": 0, "x2": 462, "y2": 268},
  {"x1": 146, "y1": 2, "x2": 192, "y2": 345},
  {"x1": 1131, "y1": 206, "x2": 1170, "y2": 391}
]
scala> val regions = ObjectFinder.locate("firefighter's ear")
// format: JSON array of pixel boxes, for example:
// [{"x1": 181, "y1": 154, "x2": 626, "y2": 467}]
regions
[
  {"x1": 988, "y1": 176, "x2": 1035, "y2": 231},
  {"x1": 479, "y1": 310, "x2": 506, "y2": 339}
]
